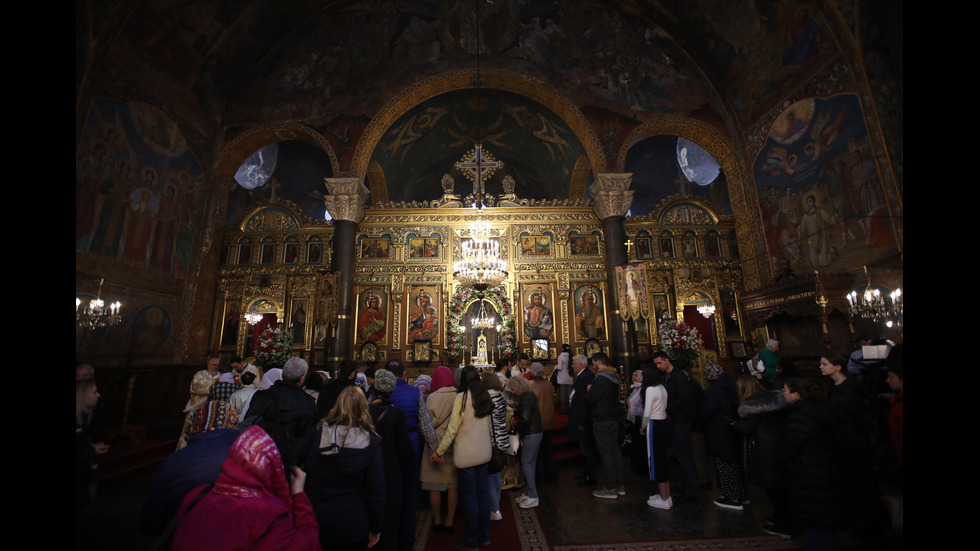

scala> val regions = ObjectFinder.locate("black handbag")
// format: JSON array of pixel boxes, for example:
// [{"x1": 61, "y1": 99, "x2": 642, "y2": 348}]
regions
[{"x1": 488, "y1": 445, "x2": 506, "y2": 474}]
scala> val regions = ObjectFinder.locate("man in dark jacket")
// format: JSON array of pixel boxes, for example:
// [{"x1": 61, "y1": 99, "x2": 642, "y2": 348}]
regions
[
  {"x1": 588, "y1": 353, "x2": 625, "y2": 499},
  {"x1": 567, "y1": 354, "x2": 599, "y2": 486},
  {"x1": 654, "y1": 351, "x2": 700, "y2": 498},
  {"x1": 241, "y1": 356, "x2": 318, "y2": 468},
  {"x1": 318, "y1": 360, "x2": 359, "y2": 418}
]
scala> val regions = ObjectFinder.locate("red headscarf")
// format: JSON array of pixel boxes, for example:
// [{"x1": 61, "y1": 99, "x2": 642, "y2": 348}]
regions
[
  {"x1": 431, "y1": 366, "x2": 455, "y2": 392},
  {"x1": 212, "y1": 426, "x2": 292, "y2": 509}
]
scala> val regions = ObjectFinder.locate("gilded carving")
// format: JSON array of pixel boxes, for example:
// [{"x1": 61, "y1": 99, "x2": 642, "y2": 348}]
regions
[
  {"x1": 590, "y1": 173, "x2": 635, "y2": 220},
  {"x1": 323, "y1": 177, "x2": 370, "y2": 223}
]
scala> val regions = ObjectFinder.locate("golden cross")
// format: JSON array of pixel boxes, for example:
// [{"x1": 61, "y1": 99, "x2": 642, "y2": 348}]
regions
[{"x1": 624, "y1": 239, "x2": 634, "y2": 260}]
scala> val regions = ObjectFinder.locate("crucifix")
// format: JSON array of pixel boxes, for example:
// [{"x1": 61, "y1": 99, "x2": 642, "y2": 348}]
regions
[
  {"x1": 267, "y1": 178, "x2": 281, "y2": 201},
  {"x1": 624, "y1": 239, "x2": 634, "y2": 261},
  {"x1": 456, "y1": 143, "x2": 501, "y2": 208}
]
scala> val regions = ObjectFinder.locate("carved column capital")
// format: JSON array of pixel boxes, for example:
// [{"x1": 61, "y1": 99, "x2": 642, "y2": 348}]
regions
[
  {"x1": 323, "y1": 177, "x2": 371, "y2": 223},
  {"x1": 590, "y1": 172, "x2": 634, "y2": 220}
]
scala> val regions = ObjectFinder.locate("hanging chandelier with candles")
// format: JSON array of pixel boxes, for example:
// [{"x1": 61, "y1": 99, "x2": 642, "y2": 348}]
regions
[
  {"x1": 454, "y1": 211, "x2": 508, "y2": 292},
  {"x1": 846, "y1": 266, "x2": 903, "y2": 323},
  {"x1": 471, "y1": 298, "x2": 497, "y2": 329},
  {"x1": 76, "y1": 278, "x2": 122, "y2": 330},
  {"x1": 697, "y1": 303, "x2": 716, "y2": 317}
]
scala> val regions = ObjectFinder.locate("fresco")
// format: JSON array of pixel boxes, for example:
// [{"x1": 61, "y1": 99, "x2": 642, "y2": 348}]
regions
[
  {"x1": 373, "y1": 89, "x2": 585, "y2": 203},
  {"x1": 755, "y1": 94, "x2": 898, "y2": 275},
  {"x1": 76, "y1": 99, "x2": 204, "y2": 295}
]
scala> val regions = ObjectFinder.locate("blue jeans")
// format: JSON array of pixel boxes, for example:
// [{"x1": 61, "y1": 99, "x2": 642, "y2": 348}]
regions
[
  {"x1": 456, "y1": 463, "x2": 490, "y2": 547},
  {"x1": 592, "y1": 419, "x2": 623, "y2": 489},
  {"x1": 520, "y1": 432, "x2": 543, "y2": 499},
  {"x1": 488, "y1": 471, "x2": 501, "y2": 512}
]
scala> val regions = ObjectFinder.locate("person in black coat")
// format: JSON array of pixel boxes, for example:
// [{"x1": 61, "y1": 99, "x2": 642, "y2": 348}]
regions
[
  {"x1": 567, "y1": 354, "x2": 599, "y2": 486},
  {"x1": 736, "y1": 376, "x2": 792, "y2": 538},
  {"x1": 368, "y1": 370, "x2": 415, "y2": 551},
  {"x1": 239, "y1": 357, "x2": 319, "y2": 469},
  {"x1": 779, "y1": 378, "x2": 843, "y2": 550},
  {"x1": 701, "y1": 363, "x2": 746, "y2": 510},
  {"x1": 818, "y1": 354, "x2": 890, "y2": 544}
]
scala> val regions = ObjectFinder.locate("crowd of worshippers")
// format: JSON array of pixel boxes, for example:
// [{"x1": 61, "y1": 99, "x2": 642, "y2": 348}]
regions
[{"x1": 77, "y1": 336, "x2": 902, "y2": 551}]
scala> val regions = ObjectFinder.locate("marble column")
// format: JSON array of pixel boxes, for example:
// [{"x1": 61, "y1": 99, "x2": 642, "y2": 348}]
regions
[
  {"x1": 591, "y1": 173, "x2": 638, "y2": 373},
  {"x1": 323, "y1": 177, "x2": 370, "y2": 372}
]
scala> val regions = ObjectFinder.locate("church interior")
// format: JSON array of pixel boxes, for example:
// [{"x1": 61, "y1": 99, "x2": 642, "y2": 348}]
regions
[{"x1": 76, "y1": 0, "x2": 902, "y2": 548}]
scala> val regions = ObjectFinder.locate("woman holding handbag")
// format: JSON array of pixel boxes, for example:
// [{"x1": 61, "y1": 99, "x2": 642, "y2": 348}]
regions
[{"x1": 429, "y1": 366, "x2": 495, "y2": 551}]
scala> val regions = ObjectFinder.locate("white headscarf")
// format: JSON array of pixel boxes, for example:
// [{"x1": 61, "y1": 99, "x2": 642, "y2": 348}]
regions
[{"x1": 240, "y1": 368, "x2": 283, "y2": 419}]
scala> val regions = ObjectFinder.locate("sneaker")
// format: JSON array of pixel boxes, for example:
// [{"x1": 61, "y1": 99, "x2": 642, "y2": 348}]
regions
[
  {"x1": 489, "y1": 510, "x2": 502, "y2": 521},
  {"x1": 762, "y1": 524, "x2": 793, "y2": 539},
  {"x1": 713, "y1": 497, "x2": 744, "y2": 511},
  {"x1": 592, "y1": 488, "x2": 619, "y2": 499},
  {"x1": 519, "y1": 497, "x2": 539, "y2": 509},
  {"x1": 515, "y1": 494, "x2": 528, "y2": 504},
  {"x1": 646, "y1": 495, "x2": 672, "y2": 510},
  {"x1": 616, "y1": 485, "x2": 626, "y2": 496}
]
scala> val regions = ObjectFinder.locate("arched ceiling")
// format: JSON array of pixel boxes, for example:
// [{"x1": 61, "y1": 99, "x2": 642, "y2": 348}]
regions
[{"x1": 85, "y1": 0, "x2": 868, "y2": 206}]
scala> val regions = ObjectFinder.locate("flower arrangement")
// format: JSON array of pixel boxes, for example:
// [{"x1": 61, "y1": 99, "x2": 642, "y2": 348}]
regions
[
  {"x1": 657, "y1": 318, "x2": 701, "y2": 363},
  {"x1": 447, "y1": 285, "x2": 516, "y2": 361},
  {"x1": 255, "y1": 325, "x2": 293, "y2": 369}
]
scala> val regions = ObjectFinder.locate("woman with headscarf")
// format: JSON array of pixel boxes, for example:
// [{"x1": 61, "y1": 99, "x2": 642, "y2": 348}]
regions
[
  {"x1": 421, "y1": 366, "x2": 459, "y2": 535},
  {"x1": 414, "y1": 374, "x2": 433, "y2": 403},
  {"x1": 429, "y1": 366, "x2": 495, "y2": 551},
  {"x1": 507, "y1": 374, "x2": 542, "y2": 509},
  {"x1": 368, "y1": 369, "x2": 414, "y2": 551},
  {"x1": 176, "y1": 400, "x2": 239, "y2": 450},
  {"x1": 481, "y1": 371, "x2": 511, "y2": 521},
  {"x1": 239, "y1": 367, "x2": 283, "y2": 420},
  {"x1": 701, "y1": 362, "x2": 746, "y2": 510},
  {"x1": 169, "y1": 425, "x2": 320, "y2": 550},
  {"x1": 301, "y1": 386, "x2": 384, "y2": 551}
]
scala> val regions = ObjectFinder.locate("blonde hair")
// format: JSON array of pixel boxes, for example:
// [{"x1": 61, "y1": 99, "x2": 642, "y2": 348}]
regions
[
  {"x1": 76, "y1": 380, "x2": 98, "y2": 426},
  {"x1": 507, "y1": 374, "x2": 533, "y2": 396},
  {"x1": 326, "y1": 386, "x2": 377, "y2": 436}
]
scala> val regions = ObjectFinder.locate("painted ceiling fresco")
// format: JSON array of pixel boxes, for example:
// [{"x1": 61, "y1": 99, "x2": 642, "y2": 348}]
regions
[
  {"x1": 373, "y1": 89, "x2": 586, "y2": 203},
  {"x1": 107, "y1": 0, "x2": 844, "y2": 137}
]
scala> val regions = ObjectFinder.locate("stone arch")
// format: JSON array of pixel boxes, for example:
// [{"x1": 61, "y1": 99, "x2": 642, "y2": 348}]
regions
[
  {"x1": 619, "y1": 119, "x2": 764, "y2": 290},
  {"x1": 352, "y1": 69, "x2": 606, "y2": 191},
  {"x1": 212, "y1": 123, "x2": 341, "y2": 192}
]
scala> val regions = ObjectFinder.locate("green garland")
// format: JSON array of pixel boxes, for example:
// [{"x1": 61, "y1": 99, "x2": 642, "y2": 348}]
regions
[{"x1": 447, "y1": 286, "x2": 516, "y2": 361}]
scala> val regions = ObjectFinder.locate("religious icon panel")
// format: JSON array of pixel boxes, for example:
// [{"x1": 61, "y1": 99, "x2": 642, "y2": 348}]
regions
[
  {"x1": 573, "y1": 283, "x2": 606, "y2": 342},
  {"x1": 405, "y1": 285, "x2": 440, "y2": 345},
  {"x1": 521, "y1": 283, "x2": 556, "y2": 342},
  {"x1": 355, "y1": 286, "x2": 389, "y2": 345}
]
